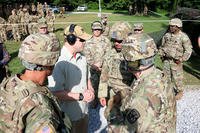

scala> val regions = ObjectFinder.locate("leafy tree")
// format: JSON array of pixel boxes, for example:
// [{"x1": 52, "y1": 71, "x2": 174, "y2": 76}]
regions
[{"x1": 106, "y1": 0, "x2": 129, "y2": 10}]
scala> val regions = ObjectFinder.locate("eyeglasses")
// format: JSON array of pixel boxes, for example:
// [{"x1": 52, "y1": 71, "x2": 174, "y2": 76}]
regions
[{"x1": 79, "y1": 38, "x2": 86, "y2": 42}]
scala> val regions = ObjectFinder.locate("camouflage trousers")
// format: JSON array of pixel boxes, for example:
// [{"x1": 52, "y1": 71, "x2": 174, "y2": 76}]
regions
[
  {"x1": 163, "y1": 60, "x2": 184, "y2": 93},
  {"x1": 48, "y1": 22, "x2": 54, "y2": 32},
  {"x1": 0, "y1": 28, "x2": 7, "y2": 41},
  {"x1": 12, "y1": 25, "x2": 21, "y2": 41},
  {"x1": 22, "y1": 23, "x2": 29, "y2": 35}
]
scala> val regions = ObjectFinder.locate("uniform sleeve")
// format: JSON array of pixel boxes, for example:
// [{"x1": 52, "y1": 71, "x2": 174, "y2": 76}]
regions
[
  {"x1": 181, "y1": 34, "x2": 192, "y2": 61},
  {"x1": 83, "y1": 41, "x2": 95, "y2": 65},
  {"x1": 24, "y1": 100, "x2": 59, "y2": 133},
  {"x1": 158, "y1": 36, "x2": 166, "y2": 57},
  {"x1": 98, "y1": 55, "x2": 110, "y2": 98}
]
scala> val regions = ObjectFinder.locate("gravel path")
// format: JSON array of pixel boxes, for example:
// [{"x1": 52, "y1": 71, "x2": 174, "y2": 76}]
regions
[
  {"x1": 88, "y1": 85, "x2": 200, "y2": 133},
  {"x1": 177, "y1": 85, "x2": 200, "y2": 133}
]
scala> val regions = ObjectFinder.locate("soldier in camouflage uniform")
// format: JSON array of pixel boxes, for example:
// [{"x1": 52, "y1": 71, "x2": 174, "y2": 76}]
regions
[
  {"x1": 17, "y1": 5, "x2": 24, "y2": 35},
  {"x1": 97, "y1": 21, "x2": 134, "y2": 132},
  {"x1": 59, "y1": 7, "x2": 65, "y2": 18},
  {"x1": 118, "y1": 29, "x2": 176, "y2": 132},
  {"x1": 44, "y1": 2, "x2": 49, "y2": 16},
  {"x1": 46, "y1": 9, "x2": 55, "y2": 32},
  {"x1": 83, "y1": 21, "x2": 111, "y2": 108},
  {"x1": 0, "y1": 32, "x2": 71, "y2": 132},
  {"x1": 0, "y1": 17, "x2": 7, "y2": 41},
  {"x1": 28, "y1": 15, "x2": 39, "y2": 34},
  {"x1": 37, "y1": 17, "x2": 49, "y2": 34},
  {"x1": 101, "y1": 14, "x2": 110, "y2": 37},
  {"x1": 37, "y1": 2, "x2": 44, "y2": 18},
  {"x1": 23, "y1": 8, "x2": 30, "y2": 35},
  {"x1": 31, "y1": 3, "x2": 36, "y2": 15},
  {"x1": 143, "y1": 4, "x2": 148, "y2": 16},
  {"x1": 17, "y1": 4, "x2": 23, "y2": 15},
  {"x1": 8, "y1": 9, "x2": 21, "y2": 42},
  {"x1": 0, "y1": 39, "x2": 10, "y2": 83},
  {"x1": 158, "y1": 18, "x2": 192, "y2": 100}
]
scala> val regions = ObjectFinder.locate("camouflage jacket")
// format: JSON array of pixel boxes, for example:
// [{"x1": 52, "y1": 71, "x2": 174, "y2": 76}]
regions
[
  {"x1": 46, "y1": 13, "x2": 55, "y2": 23},
  {"x1": 120, "y1": 67, "x2": 176, "y2": 133},
  {"x1": 24, "y1": 12, "x2": 30, "y2": 24},
  {"x1": 98, "y1": 48, "x2": 133, "y2": 98},
  {"x1": 159, "y1": 31, "x2": 192, "y2": 61},
  {"x1": 17, "y1": 10, "x2": 23, "y2": 21},
  {"x1": 102, "y1": 24, "x2": 110, "y2": 37},
  {"x1": 83, "y1": 35, "x2": 111, "y2": 67},
  {"x1": 8, "y1": 15, "x2": 19, "y2": 24},
  {"x1": 0, "y1": 17, "x2": 7, "y2": 29},
  {"x1": 0, "y1": 75, "x2": 70, "y2": 133}
]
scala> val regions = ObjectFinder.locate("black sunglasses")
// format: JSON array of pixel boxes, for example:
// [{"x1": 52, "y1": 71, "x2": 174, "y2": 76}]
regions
[
  {"x1": 94, "y1": 29, "x2": 102, "y2": 31},
  {"x1": 134, "y1": 29, "x2": 142, "y2": 31},
  {"x1": 79, "y1": 38, "x2": 86, "y2": 42},
  {"x1": 114, "y1": 40, "x2": 123, "y2": 43}
]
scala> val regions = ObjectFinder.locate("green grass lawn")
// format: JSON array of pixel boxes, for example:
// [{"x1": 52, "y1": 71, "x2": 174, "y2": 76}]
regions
[{"x1": 4, "y1": 13, "x2": 200, "y2": 85}]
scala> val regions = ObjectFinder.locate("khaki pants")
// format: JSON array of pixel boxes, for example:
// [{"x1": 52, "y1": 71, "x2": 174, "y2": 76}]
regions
[{"x1": 71, "y1": 115, "x2": 88, "y2": 133}]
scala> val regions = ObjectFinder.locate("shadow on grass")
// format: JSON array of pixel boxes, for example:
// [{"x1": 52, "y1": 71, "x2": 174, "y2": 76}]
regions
[
  {"x1": 10, "y1": 50, "x2": 19, "y2": 60},
  {"x1": 54, "y1": 28, "x2": 64, "y2": 32},
  {"x1": 148, "y1": 29, "x2": 167, "y2": 46},
  {"x1": 112, "y1": 11, "x2": 129, "y2": 15},
  {"x1": 183, "y1": 55, "x2": 200, "y2": 79}
]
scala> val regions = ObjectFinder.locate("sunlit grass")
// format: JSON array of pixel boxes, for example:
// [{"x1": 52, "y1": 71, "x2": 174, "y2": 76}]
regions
[{"x1": 4, "y1": 13, "x2": 199, "y2": 85}]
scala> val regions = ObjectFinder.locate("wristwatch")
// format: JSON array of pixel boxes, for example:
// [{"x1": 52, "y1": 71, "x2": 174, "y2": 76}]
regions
[{"x1": 79, "y1": 93, "x2": 84, "y2": 101}]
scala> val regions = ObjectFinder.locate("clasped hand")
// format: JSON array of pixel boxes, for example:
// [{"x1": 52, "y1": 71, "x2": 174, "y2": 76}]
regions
[{"x1": 83, "y1": 89, "x2": 95, "y2": 103}]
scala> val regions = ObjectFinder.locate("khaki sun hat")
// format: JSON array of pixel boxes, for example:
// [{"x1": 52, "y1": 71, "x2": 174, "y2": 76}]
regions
[{"x1": 64, "y1": 24, "x2": 92, "y2": 40}]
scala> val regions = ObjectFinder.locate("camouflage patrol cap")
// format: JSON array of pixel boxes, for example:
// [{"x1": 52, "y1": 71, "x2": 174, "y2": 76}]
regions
[
  {"x1": 169, "y1": 18, "x2": 182, "y2": 27},
  {"x1": 91, "y1": 21, "x2": 103, "y2": 30},
  {"x1": 38, "y1": 17, "x2": 48, "y2": 28},
  {"x1": 18, "y1": 33, "x2": 60, "y2": 66},
  {"x1": 122, "y1": 33, "x2": 157, "y2": 62},
  {"x1": 101, "y1": 14, "x2": 108, "y2": 19},
  {"x1": 133, "y1": 23, "x2": 143, "y2": 30},
  {"x1": 110, "y1": 21, "x2": 132, "y2": 40}
]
